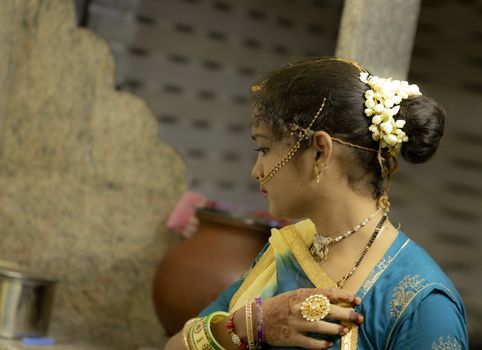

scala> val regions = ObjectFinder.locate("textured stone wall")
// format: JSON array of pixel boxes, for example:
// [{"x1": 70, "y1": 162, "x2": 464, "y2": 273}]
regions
[{"x1": 0, "y1": 1, "x2": 186, "y2": 348}]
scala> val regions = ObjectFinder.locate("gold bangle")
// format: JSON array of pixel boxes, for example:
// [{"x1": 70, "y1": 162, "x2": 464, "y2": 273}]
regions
[
  {"x1": 182, "y1": 318, "x2": 201, "y2": 350},
  {"x1": 245, "y1": 301, "x2": 256, "y2": 350},
  {"x1": 188, "y1": 318, "x2": 200, "y2": 350},
  {"x1": 191, "y1": 317, "x2": 214, "y2": 350}
]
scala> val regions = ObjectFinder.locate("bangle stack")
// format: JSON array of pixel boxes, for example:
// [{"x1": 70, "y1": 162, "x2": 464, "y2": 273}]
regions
[
  {"x1": 182, "y1": 312, "x2": 229, "y2": 350},
  {"x1": 181, "y1": 297, "x2": 265, "y2": 350}
]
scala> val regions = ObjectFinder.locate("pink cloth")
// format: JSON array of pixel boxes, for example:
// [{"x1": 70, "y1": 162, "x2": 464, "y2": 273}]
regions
[{"x1": 166, "y1": 192, "x2": 208, "y2": 237}]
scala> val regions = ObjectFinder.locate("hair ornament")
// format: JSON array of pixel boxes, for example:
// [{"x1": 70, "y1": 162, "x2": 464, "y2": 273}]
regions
[
  {"x1": 289, "y1": 124, "x2": 315, "y2": 140},
  {"x1": 359, "y1": 72, "x2": 422, "y2": 156}
]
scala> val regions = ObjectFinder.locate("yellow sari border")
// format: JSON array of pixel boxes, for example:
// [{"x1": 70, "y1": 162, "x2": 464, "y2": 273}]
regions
[
  {"x1": 279, "y1": 224, "x2": 336, "y2": 288},
  {"x1": 281, "y1": 223, "x2": 358, "y2": 350},
  {"x1": 229, "y1": 220, "x2": 359, "y2": 349},
  {"x1": 229, "y1": 246, "x2": 274, "y2": 311}
]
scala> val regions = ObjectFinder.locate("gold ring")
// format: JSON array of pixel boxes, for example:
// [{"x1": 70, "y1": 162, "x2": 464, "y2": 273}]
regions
[{"x1": 300, "y1": 294, "x2": 331, "y2": 322}]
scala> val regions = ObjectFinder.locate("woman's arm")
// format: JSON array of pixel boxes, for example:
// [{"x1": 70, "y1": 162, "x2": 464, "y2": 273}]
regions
[
  {"x1": 165, "y1": 332, "x2": 184, "y2": 350},
  {"x1": 168, "y1": 287, "x2": 364, "y2": 350},
  {"x1": 165, "y1": 269, "x2": 246, "y2": 350}
]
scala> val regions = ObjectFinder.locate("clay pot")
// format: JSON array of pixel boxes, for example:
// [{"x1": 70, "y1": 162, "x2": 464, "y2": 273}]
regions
[{"x1": 153, "y1": 208, "x2": 272, "y2": 336}]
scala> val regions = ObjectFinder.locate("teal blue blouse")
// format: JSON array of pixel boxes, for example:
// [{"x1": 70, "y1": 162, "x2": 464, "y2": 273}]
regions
[{"x1": 199, "y1": 232, "x2": 468, "y2": 349}]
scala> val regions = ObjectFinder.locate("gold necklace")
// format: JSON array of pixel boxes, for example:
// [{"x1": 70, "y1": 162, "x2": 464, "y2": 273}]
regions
[
  {"x1": 336, "y1": 213, "x2": 387, "y2": 288},
  {"x1": 310, "y1": 207, "x2": 381, "y2": 262}
]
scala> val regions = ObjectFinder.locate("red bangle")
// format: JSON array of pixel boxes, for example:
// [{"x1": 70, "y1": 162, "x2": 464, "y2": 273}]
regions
[{"x1": 226, "y1": 312, "x2": 248, "y2": 350}]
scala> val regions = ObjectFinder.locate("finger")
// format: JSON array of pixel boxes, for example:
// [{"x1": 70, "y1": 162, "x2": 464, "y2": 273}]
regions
[
  {"x1": 328, "y1": 304, "x2": 364, "y2": 325},
  {"x1": 182, "y1": 224, "x2": 196, "y2": 238},
  {"x1": 291, "y1": 334, "x2": 334, "y2": 350},
  {"x1": 289, "y1": 289, "x2": 360, "y2": 320},
  {"x1": 314, "y1": 288, "x2": 361, "y2": 306},
  {"x1": 296, "y1": 319, "x2": 349, "y2": 337}
]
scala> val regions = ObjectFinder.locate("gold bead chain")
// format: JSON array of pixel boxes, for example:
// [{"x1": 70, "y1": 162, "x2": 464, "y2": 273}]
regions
[
  {"x1": 259, "y1": 98, "x2": 326, "y2": 186},
  {"x1": 310, "y1": 207, "x2": 382, "y2": 262}
]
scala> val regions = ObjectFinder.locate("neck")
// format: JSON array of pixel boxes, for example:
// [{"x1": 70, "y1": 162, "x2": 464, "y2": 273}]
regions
[{"x1": 308, "y1": 191, "x2": 381, "y2": 238}]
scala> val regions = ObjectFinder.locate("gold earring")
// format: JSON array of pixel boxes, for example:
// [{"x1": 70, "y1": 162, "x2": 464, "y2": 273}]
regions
[
  {"x1": 315, "y1": 163, "x2": 321, "y2": 183},
  {"x1": 315, "y1": 163, "x2": 327, "y2": 183}
]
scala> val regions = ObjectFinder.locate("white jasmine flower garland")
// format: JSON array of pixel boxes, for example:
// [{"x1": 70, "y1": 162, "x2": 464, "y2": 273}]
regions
[{"x1": 359, "y1": 72, "x2": 422, "y2": 155}]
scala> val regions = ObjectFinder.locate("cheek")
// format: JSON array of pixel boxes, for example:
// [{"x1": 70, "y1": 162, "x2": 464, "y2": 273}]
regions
[{"x1": 266, "y1": 174, "x2": 307, "y2": 217}]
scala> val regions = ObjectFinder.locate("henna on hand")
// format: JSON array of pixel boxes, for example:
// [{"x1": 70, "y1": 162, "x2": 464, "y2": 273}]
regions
[
  {"x1": 263, "y1": 301, "x2": 292, "y2": 344},
  {"x1": 262, "y1": 287, "x2": 363, "y2": 348}
]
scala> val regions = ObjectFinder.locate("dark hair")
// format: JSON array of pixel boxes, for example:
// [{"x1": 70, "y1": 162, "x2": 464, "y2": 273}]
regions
[{"x1": 252, "y1": 57, "x2": 445, "y2": 198}]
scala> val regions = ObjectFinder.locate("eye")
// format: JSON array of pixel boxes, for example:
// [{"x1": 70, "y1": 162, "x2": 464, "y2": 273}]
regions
[{"x1": 254, "y1": 147, "x2": 269, "y2": 155}]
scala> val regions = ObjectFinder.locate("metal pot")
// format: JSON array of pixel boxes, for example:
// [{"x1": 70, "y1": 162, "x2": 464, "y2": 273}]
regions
[{"x1": 0, "y1": 268, "x2": 57, "y2": 339}]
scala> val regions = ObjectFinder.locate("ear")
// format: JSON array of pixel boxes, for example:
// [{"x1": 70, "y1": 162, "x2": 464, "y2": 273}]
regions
[{"x1": 312, "y1": 131, "x2": 333, "y2": 164}]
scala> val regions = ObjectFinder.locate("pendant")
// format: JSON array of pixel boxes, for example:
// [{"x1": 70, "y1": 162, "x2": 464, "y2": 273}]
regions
[{"x1": 311, "y1": 234, "x2": 333, "y2": 261}]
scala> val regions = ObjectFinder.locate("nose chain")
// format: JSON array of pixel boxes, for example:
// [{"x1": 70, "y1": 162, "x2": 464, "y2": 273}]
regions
[
  {"x1": 259, "y1": 142, "x2": 300, "y2": 186},
  {"x1": 258, "y1": 98, "x2": 326, "y2": 186}
]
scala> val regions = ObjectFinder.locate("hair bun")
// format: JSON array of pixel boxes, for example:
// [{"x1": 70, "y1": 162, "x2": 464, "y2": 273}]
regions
[{"x1": 398, "y1": 95, "x2": 445, "y2": 164}]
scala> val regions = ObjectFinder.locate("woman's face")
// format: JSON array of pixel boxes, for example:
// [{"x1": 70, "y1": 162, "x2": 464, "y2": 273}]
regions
[{"x1": 250, "y1": 120, "x2": 316, "y2": 220}]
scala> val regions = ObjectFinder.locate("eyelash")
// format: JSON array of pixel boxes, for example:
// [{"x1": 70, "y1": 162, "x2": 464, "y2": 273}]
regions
[{"x1": 254, "y1": 147, "x2": 269, "y2": 155}]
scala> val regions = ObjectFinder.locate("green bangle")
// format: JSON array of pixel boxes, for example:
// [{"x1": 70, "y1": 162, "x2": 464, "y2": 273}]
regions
[{"x1": 204, "y1": 311, "x2": 230, "y2": 350}]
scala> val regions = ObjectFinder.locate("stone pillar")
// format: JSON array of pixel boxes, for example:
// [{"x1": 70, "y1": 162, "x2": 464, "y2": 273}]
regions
[{"x1": 336, "y1": 0, "x2": 422, "y2": 80}]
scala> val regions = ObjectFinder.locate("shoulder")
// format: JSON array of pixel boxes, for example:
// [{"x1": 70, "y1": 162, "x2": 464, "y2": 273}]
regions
[
  {"x1": 358, "y1": 232, "x2": 467, "y2": 347},
  {"x1": 361, "y1": 232, "x2": 461, "y2": 301},
  {"x1": 385, "y1": 233, "x2": 467, "y2": 345},
  {"x1": 198, "y1": 241, "x2": 273, "y2": 317},
  {"x1": 386, "y1": 290, "x2": 468, "y2": 349},
  {"x1": 392, "y1": 232, "x2": 462, "y2": 300},
  {"x1": 384, "y1": 232, "x2": 464, "y2": 313}
]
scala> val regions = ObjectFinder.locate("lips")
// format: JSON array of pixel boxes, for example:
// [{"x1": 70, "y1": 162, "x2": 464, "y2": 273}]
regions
[{"x1": 260, "y1": 189, "x2": 268, "y2": 198}]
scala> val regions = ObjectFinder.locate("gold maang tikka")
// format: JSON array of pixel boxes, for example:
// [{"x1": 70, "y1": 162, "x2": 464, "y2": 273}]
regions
[{"x1": 258, "y1": 98, "x2": 327, "y2": 186}]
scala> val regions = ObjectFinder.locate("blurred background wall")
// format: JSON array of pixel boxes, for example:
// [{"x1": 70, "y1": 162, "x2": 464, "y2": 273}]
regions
[
  {"x1": 85, "y1": 0, "x2": 342, "y2": 207},
  {"x1": 84, "y1": 0, "x2": 482, "y2": 346}
]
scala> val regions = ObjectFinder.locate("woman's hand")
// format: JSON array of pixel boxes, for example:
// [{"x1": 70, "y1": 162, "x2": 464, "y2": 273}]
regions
[{"x1": 262, "y1": 288, "x2": 364, "y2": 349}]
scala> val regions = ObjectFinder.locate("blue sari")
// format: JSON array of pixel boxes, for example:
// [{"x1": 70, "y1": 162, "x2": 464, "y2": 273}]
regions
[{"x1": 199, "y1": 219, "x2": 468, "y2": 349}]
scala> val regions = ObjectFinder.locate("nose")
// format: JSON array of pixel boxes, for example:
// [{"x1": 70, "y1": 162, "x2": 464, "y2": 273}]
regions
[{"x1": 251, "y1": 157, "x2": 263, "y2": 181}]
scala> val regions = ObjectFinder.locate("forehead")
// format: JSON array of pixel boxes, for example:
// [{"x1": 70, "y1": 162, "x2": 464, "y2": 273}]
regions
[{"x1": 250, "y1": 118, "x2": 273, "y2": 138}]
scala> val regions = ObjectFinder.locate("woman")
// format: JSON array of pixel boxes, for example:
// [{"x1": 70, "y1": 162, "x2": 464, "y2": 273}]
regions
[{"x1": 165, "y1": 58, "x2": 468, "y2": 349}]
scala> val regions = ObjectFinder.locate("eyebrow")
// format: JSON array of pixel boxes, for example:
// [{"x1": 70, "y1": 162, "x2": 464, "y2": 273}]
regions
[{"x1": 250, "y1": 133, "x2": 270, "y2": 141}]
